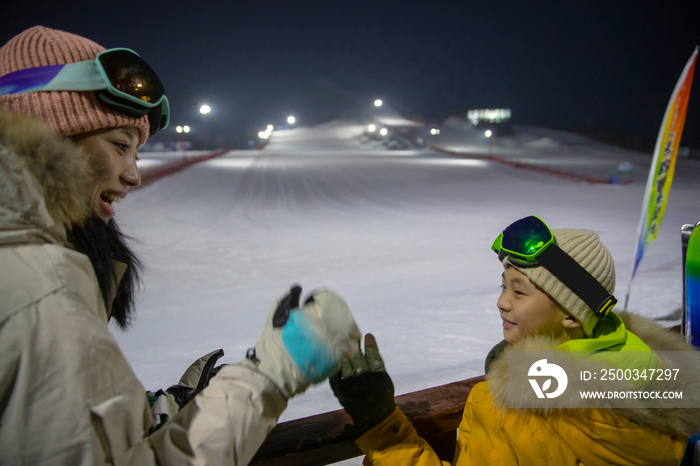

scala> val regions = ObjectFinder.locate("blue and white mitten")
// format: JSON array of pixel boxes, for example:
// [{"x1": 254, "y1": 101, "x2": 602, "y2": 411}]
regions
[{"x1": 241, "y1": 285, "x2": 361, "y2": 399}]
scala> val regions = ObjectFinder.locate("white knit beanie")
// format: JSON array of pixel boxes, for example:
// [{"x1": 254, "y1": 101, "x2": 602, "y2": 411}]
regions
[{"x1": 504, "y1": 228, "x2": 616, "y2": 335}]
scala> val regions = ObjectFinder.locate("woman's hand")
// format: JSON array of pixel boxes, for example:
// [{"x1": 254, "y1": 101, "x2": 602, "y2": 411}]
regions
[{"x1": 242, "y1": 285, "x2": 362, "y2": 399}]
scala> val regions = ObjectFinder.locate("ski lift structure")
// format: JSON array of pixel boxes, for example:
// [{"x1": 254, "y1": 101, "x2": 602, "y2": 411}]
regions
[{"x1": 467, "y1": 108, "x2": 515, "y2": 137}]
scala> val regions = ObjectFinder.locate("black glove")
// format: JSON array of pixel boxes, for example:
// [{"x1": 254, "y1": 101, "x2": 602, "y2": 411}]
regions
[
  {"x1": 147, "y1": 349, "x2": 226, "y2": 432},
  {"x1": 166, "y1": 349, "x2": 226, "y2": 408},
  {"x1": 329, "y1": 334, "x2": 395, "y2": 439}
]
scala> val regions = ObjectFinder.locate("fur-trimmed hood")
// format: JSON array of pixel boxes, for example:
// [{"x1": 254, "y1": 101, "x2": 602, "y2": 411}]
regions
[
  {"x1": 487, "y1": 311, "x2": 700, "y2": 437},
  {"x1": 0, "y1": 111, "x2": 93, "y2": 246}
]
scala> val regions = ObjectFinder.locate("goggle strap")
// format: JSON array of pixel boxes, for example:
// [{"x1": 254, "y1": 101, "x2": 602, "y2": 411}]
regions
[
  {"x1": 537, "y1": 244, "x2": 617, "y2": 319},
  {"x1": 0, "y1": 61, "x2": 106, "y2": 95},
  {"x1": 41, "y1": 61, "x2": 106, "y2": 91}
]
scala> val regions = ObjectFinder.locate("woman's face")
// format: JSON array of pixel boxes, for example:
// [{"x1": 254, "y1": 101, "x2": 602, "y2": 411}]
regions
[{"x1": 73, "y1": 126, "x2": 141, "y2": 223}]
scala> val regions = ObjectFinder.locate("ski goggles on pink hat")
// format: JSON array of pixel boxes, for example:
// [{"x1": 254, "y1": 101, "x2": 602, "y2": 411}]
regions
[
  {"x1": 492, "y1": 215, "x2": 617, "y2": 319},
  {"x1": 0, "y1": 48, "x2": 169, "y2": 135}
]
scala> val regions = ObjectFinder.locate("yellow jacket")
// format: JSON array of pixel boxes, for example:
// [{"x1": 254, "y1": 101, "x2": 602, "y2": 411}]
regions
[{"x1": 356, "y1": 312, "x2": 700, "y2": 465}]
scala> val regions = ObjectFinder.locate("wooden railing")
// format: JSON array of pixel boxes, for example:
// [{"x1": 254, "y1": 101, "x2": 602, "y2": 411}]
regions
[
  {"x1": 250, "y1": 375, "x2": 485, "y2": 465},
  {"x1": 250, "y1": 326, "x2": 684, "y2": 465}
]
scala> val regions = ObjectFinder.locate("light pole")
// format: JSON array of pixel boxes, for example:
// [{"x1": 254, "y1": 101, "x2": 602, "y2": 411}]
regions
[{"x1": 200, "y1": 104, "x2": 211, "y2": 150}]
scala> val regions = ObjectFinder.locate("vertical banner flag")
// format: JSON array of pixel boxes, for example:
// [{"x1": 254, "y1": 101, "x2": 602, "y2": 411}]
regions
[{"x1": 625, "y1": 46, "x2": 698, "y2": 310}]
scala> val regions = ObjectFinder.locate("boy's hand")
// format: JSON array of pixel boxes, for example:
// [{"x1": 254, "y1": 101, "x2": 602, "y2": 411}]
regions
[{"x1": 329, "y1": 334, "x2": 396, "y2": 438}]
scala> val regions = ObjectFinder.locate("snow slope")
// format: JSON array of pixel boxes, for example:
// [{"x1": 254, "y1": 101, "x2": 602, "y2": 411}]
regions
[{"x1": 117, "y1": 120, "x2": 700, "y2": 433}]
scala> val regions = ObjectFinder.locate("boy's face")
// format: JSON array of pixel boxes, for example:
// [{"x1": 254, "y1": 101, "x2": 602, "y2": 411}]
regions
[{"x1": 498, "y1": 266, "x2": 570, "y2": 343}]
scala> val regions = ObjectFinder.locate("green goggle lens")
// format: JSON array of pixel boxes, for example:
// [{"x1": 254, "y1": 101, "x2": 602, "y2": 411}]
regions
[{"x1": 500, "y1": 216, "x2": 553, "y2": 259}]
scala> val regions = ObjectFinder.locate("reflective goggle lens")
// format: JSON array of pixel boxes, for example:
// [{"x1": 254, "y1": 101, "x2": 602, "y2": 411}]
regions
[
  {"x1": 98, "y1": 49, "x2": 165, "y2": 104},
  {"x1": 501, "y1": 216, "x2": 553, "y2": 258}
]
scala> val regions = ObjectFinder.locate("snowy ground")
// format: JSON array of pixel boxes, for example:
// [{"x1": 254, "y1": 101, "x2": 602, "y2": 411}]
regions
[{"x1": 114, "y1": 119, "x2": 700, "y2": 436}]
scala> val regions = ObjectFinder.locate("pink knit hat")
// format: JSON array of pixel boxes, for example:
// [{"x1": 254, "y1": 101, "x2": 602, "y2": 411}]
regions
[{"x1": 0, "y1": 26, "x2": 150, "y2": 146}]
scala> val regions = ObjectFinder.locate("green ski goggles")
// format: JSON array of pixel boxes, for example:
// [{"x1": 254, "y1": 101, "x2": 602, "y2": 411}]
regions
[
  {"x1": 0, "y1": 48, "x2": 169, "y2": 135},
  {"x1": 492, "y1": 216, "x2": 617, "y2": 319}
]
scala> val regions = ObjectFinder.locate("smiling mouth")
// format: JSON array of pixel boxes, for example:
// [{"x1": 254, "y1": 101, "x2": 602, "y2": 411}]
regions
[
  {"x1": 100, "y1": 192, "x2": 122, "y2": 206},
  {"x1": 502, "y1": 317, "x2": 516, "y2": 325}
]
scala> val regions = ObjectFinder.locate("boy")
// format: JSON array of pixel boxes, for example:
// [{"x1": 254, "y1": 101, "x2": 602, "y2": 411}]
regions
[{"x1": 330, "y1": 216, "x2": 700, "y2": 465}]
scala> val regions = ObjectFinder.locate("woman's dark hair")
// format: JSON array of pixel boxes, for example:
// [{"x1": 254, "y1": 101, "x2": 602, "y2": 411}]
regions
[{"x1": 66, "y1": 214, "x2": 142, "y2": 328}]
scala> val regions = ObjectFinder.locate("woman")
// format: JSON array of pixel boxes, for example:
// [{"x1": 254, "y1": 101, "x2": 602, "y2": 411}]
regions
[{"x1": 0, "y1": 26, "x2": 362, "y2": 465}]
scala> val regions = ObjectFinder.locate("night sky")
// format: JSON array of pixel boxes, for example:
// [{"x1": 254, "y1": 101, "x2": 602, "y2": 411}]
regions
[{"x1": 5, "y1": 1, "x2": 700, "y2": 149}]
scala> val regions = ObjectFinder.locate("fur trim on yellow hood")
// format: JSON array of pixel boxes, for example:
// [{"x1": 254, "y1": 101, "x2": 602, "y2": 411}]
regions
[{"x1": 486, "y1": 311, "x2": 700, "y2": 437}]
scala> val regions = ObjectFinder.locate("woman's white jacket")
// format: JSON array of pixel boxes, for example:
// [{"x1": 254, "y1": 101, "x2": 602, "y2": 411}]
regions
[{"x1": 0, "y1": 112, "x2": 286, "y2": 466}]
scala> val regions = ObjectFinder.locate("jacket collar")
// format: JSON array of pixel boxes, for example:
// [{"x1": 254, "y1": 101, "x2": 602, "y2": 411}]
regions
[
  {"x1": 107, "y1": 259, "x2": 128, "y2": 318},
  {"x1": 486, "y1": 311, "x2": 700, "y2": 436},
  {"x1": 0, "y1": 111, "x2": 93, "y2": 248},
  {"x1": 0, "y1": 111, "x2": 127, "y2": 317}
]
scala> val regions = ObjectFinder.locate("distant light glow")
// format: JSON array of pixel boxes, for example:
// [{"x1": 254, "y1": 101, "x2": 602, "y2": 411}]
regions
[
  {"x1": 176, "y1": 126, "x2": 183, "y2": 133},
  {"x1": 207, "y1": 158, "x2": 255, "y2": 169},
  {"x1": 183, "y1": 126, "x2": 190, "y2": 133},
  {"x1": 485, "y1": 130, "x2": 492, "y2": 138},
  {"x1": 368, "y1": 124, "x2": 376, "y2": 132},
  {"x1": 468, "y1": 108, "x2": 511, "y2": 124},
  {"x1": 430, "y1": 128, "x2": 440, "y2": 135},
  {"x1": 414, "y1": 158, "x2": 488, "y2": 168},
  {"x1": 200, "y1": 104, "x2": 211, "y2": 115},
  {"x1": 374, "y1": 99, "x2": 383, "y2": 107},
  {"x1": 259, "y1": 125, "x2": 274, "y2": 139},
  {"x1": 135, "y1": 159, "x2": 167, "y2": 169},
  {"x1": 379, "y1": 128, "x2": 388, "y2": 136},
  {"x1": 287, "y1": 116, "x2": 296, "y2": 124}
]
